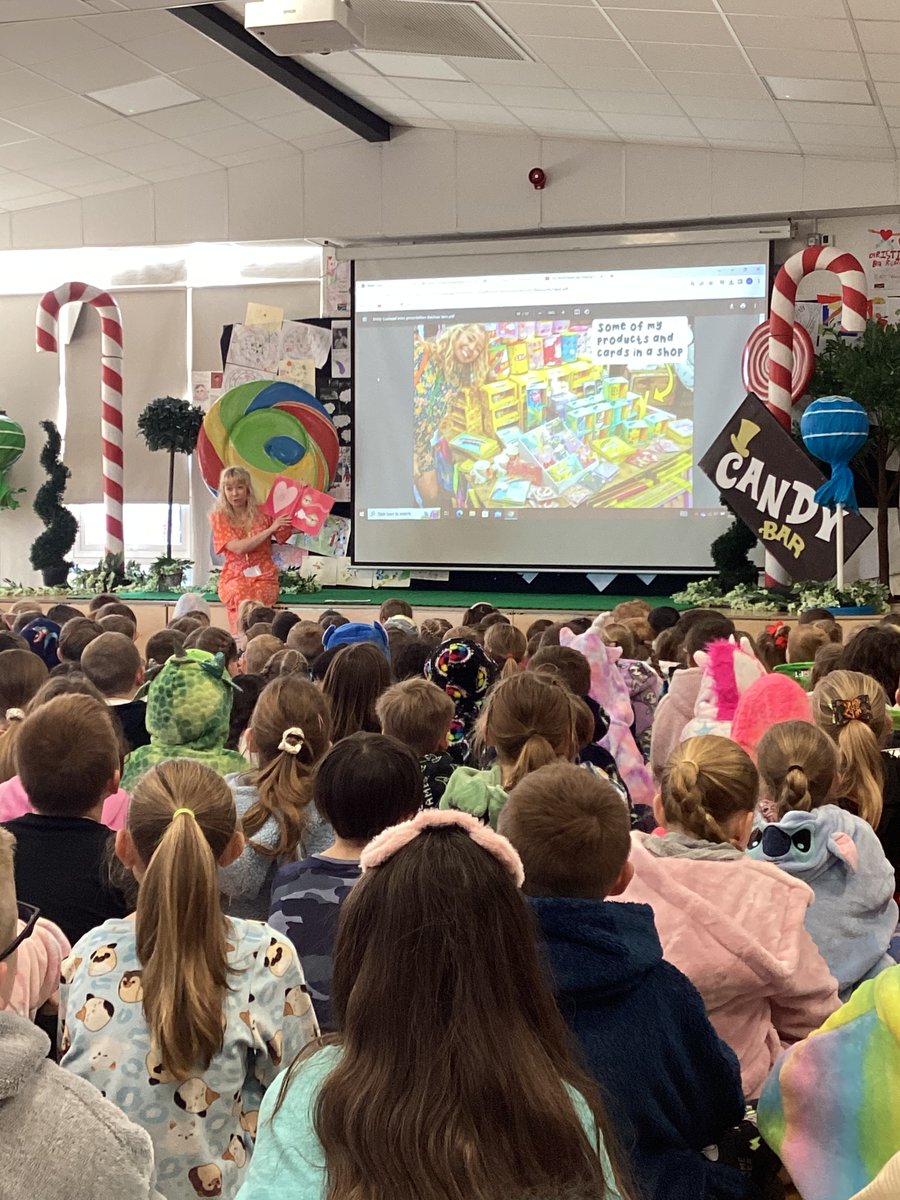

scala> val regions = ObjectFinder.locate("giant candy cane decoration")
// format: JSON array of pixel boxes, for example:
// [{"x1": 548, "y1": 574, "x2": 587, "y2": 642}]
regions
[
  {"x1": 764, "y1": 246, "x2": 868, "y2": 585},
  {"x1": 36, "y1": 283, "x2": 124, "y2": 560}
]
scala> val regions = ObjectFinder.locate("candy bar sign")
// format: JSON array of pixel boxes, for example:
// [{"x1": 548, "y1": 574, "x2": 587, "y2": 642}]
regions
[{"x1": 699, "y1": 394, "x2": 871, "y2": 582}]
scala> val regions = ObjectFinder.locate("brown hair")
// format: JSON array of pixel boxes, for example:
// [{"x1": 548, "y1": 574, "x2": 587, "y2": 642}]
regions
[
  {"x1": 479, "y1": 672, "x2": 576, "y2": 791},
  {"x1": 58, "y1": 617, "x2": 103, "y2": 663},
  {"x1": 261, "y1": 648, "x2": 309, "y2": 682},
  {"x1": 95, "y1": 601, "x2": 136, "y2": 624},
  {"x1": 240, "y1": 676, "x2": 331, "y2": 859},
  {"x1": 483, "y1": 623, "x2": 527, "y2": 679},
  {"x1": 787, "y1": 624, "x2": 830, "y2": 665},
  {"x1": 16, "y1": 694, "x2": 119, "y2": 815},
  {"x1": 87, "y1": 593, "x2": 119, "y2": 614},
  {"x1": 757, "y1": 720, "x2": 838, "y2": 819},
  {"x1": 756, "y1": 624, "x2": 790, "y2": 671},
  {"x1": 277, "y1": 822, "x2": 627, "y2": 1200},
  {"x1": 0, "y1": 650, "x2": 49, "y2": 782},
  {"x1": 323, "y1": 643, "x2": 391, "y2": 742},
  {"x1": 444, "y1": 624, "x2": 482, "y2": 644},
  {"x1": 130, "y1": 759, "x2": 237, "y2": 1078},
  {"x1": 167, "y1": 616, "x2": 204, "y2": 637},
  {"x1": 98, "y1": 614, "x2": 136, "y2": 639},
  {"x1": 236, "y1": 598, "x2": 259, "y2": 635},
  {"x1": 812, "y1": 669, "x2": 885, "y2": 828},
  {"x1": 375, "y1": 678, "x2": 455, "y2": 757},
  {"x1": 525, "y1": 618, "x2": 553, "y2": 641},
  {"x1": 527, "y1": 645, "x2": 591, "y2": 697},
  {"x1": 286, "y1": 620, "x2": 326, "y2": 660},
  {"x1": 460, "y1": 601, "x2": 497, "y2": 626},
  {"x1": 810, "y1": 642, "x2": 844, "y2": 689},
  {"x1": 378, "y1": 597, "x2": 413, "y2": 623},
  {"x1": 145, "y1": 628, "x2": 186, "y2": 666},
  {"x1": 185, "y1": 625, "x2": 238, "y2": 666},
  {"x1": 242, "y1": 633, "x2": 282, "y2": 675},
  {"x1": 419, "y1": 617, "x2": 452, "y2": 647},
  {"x1": 314, "y1": 732, "x2": 422, "y2": 840},
  {"x1": 661, "y1": 735, "x2": 758, "y2": 847},
  {"x1": 601, "y1": 622, "x2": 636, "y2": 660},
  {"x1": 46, "y1": 603, "x2": 83, "y2": 625},
  {"x1": 80, "y1": 632, "x2": 142, "y2": 697},
  {"x1": 500, "y1": 762, "x2": 631, "y2": 900}
]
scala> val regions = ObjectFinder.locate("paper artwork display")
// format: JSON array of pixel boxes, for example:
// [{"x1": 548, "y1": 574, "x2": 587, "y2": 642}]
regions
[
  {"x1": 245, "y1": 302, "x2": 284, "y2": 328},
  {"x1": 191, "y1": 371, "x2": 224, "y2": 411},
  {"x1": 226, "y1": 323, "x2": 282, "y2": 373},
  {"x1": 324, "y1": 251, "x2": 351, "y2": 317},
  {"x1": 222, "y1": 363, "x2": 276, "y2": 391},
  {"x1": 330, "y1": 447, "x2": 351, "y2": 501},
  {"x1": 281, "y1": 320, "x2": 332, "y2": 369},
  {"x1": 272, "y1": 543, "x2": 308, "y2": 570},
  {"x1": 331, "y1": 320, "x2": 351, "y2": 378},
  {"x1": 294, "y1": 513, "x2": 351, "y2": 557},
  {"x1": 278, "y1": 357, "x2": 316, "y2": 391}
]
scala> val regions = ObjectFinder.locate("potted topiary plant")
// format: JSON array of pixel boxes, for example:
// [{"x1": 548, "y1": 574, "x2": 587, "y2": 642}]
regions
[
  {"x1": 137, "y1": 395, "x2": 203, "y2": 590},
  {"x1": 29, "y1": 420, "x2": 77, "y2": 587}
]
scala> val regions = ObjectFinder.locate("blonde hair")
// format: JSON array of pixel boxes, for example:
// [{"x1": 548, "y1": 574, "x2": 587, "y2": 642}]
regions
[
  {"x1": 812, "y1": 669, "x2": 885, "y2": 828},
  {"x1": 242, "y1": 633, "x2": 282, "y2": 675},
  {"x1": 241, "y1": 675, "x2": 331, "y2": 859},
  {"x1": 483, "y1": 623, "x2": 527, "y2": 679},
  {"x1": 212, "y1": 466, "x2": 261, "y2": 535},
  {"x1": 130, "y1": 759, "x2": 238, "y2": 1079},
  {"x1": 787, "y1": 624, "x2": 830, "y2": 664},
  {"x1": 757, "y1": 720, "x2": 838, "y2": 819},
  {"x1": 375, "y1": 677, "x2": 455, "y2": 757},
  {"x1": 661, "y1": 735, "x2": 758, "y2": 847},
  {"x1": 434, "y1": 323, "x2": 490, "y2": 386},
  {"x1": 479, "y1": 672, "x2": 576, "y2": 791}
]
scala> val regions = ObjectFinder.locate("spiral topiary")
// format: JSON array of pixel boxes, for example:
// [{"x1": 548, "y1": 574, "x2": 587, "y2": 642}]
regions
[{"x1": 29, "y1": 420, "x2": 77, "y2": 584}]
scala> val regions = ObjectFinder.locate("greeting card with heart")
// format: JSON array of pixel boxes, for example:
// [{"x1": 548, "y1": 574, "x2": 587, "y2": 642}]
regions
[{"x1": 263, "y1": 475, "x2": 303, "y2": 521}]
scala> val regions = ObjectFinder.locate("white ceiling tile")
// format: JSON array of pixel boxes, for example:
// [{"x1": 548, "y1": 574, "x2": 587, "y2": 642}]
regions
[
  {"x1": 2, "y1": 189, "x2": 73, "y2": 210},
  {"x1": 177, "y1": 123, "x2": 283, "y2": 159},
  {"x1": 881, "y1": 107, "x2": 900, "y2": 126},
  {"x1": 253, "y1": 111, "x2": 341, "y2": 139},
  {"x1": 766, "y1": 76, "x2": 872, "y2": 103},
  {"x1": 132, "y1": 99, "x2": 237, "y2": 137},
  {"x1": 120, "y1": 29, "x2": 228, "y2": 73},
  {"x1": 729, "y1": 15, "x2": 855, "y2": 52},
  {"x1": 877, "y1": 82, "x2": 900, "y2": 107},
  {"x1": 707, "y1": 138, "x2": 798, "y2": 153},
  {"x1": 0, "y1": 117, "x2": 36, "y2": 146},
  {"x1": 492, "y1": 4, "x2": 616, "y2": 38},
  {"x1": 0, "y1": 137, "x2": 80, "y2": 170},
  {"x1": 656, "y1": 71, "x2": 768, "y2": 98},
  {"x1": 720, "y1": 0, "x2": 843, "y2": 13},
  {"x1": 848, "y1": 0, "x2": 900, "y2": 14},
  {"x1": 525, "y1": 35, "x2": 636, "y2": 69},
  {"x1": 138, "y1": 160, "x2": 222, "y2": 182},
  {"x1": 481, "y1": 84, "x2": 585, "y2": 109},
  {"x1": 791, "y1": 122, "x2": 891, "y2": 147},
  {"x1": 804, "y1": 142, "x2": 895, "y2": 160},
  {"x1": 0, "y1": 0, "x2": 95, "y2": 17},
  {"x1": 54, "y1": 117, "x2": 163, "y2": 152},
  {"x1": 76, "y1": 9, "x2": 178, "y2": 42},
  {"x1": 0, "y1": 68, "x2": 72, "y2": 109},
  {"x1": 607, "y1": 9, "x2": 731, "y2": 43},
  {"x1": 693, "y1": 117, "x2": 795, "y2": 143},
  {"x1": 633, "y1": 43, "x2": 750, "y2": 72},
  {"x1": 0, "y1": 18, "x2": 110, "y2": 64},
  {"x1": 552, "y1": 63, "x2": 665, "y2": 91},
  {"x1": 298, "y1": 51, "x2": 378, "y2": 75},
  {"x1": 6, "y1": 95, "x2": 113, "y2": 133},
  {"x1": 217, "y1": 85, "x2": 309, "y2": 121},
  {"x1": 604, "y1": 112, "x2": 699, "y2": 138},
  {"x1": 447, "y1": 59, "x2": 560, "y2": 86},
  {"x1": 0, "y1": 171, "x2": 58, "y2": 201},
  {"x1": 857, "y1": 20, "x2": 900, "y2": 53},
  {"x1": 747, "y1": 48, "x2": 866, "y2": 79},
  {"x1": 28, "y1": 156, "x2": 132, "y2": 187},
  {"x1": 582, "y1": 90, "x2": 682, "y2": 115},
  {"x1": 289, "y1": 130, "x2": 360, "y2": 151},
  {"x1": 374, "y1": 99, "x2": 432, "y2": 121},
  {"x1": 515, "y1": 108, "x2": 612, "y2": 132},
  {"x1": 678, "y1": 96, "x2": 779, "y2": 121},
  {"x1": 30, "y1": 47, "x2": 155, "y2": 94},
  {"x1": 425, "y1": 103, "x2": 524, "y2": 126},
  {"x1": 66, "y1": 174, "x2": 148, "y2": 196},
  {"x1": 341, "y1": 76, "x2": 408, "y2": 101},
  {"x1": 170, "y1": 61, "x2": 270, "y2": 98},
  {"x1": 601, "y1": 0, "x2": 716, "y2": 8},
  {"x1": 867, "y1": 55, "x2": 900, "y2": 84},
  {"x1": 98, "y1": 138, "x2": 212, "y2": 172},
  {"x1": 778, "y1": 100, "x2": 884, "y2": 126},
  {"x1": 354, "y1": 52, "x2": 465, "y2": 80},
  {"x1": 398, "y1": 78, "x2": 492, "y2": 103}
]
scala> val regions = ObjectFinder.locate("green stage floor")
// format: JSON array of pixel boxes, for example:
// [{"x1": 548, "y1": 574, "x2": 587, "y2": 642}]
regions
[{"x1": 114, "y1": 590, "x2": 681, "y2": 612}]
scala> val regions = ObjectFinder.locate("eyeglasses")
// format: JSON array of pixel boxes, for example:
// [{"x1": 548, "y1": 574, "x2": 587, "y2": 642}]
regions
[{"x1": 0, "y1": 902, "x2": 40, "y2": 963}]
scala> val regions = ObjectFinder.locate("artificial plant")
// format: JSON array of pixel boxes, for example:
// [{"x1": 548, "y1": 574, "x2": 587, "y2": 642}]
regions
[
  {"x1": 136, "y1": 396, "x2": 203, "y2": 562},
  {"x1": 811, "y1": 319, "x2": 900, "y2": 586},
  {"x1": 29, "y1": 420, "x2": 77, "y2": 585},
  {"x1": 710, "y1": 517, "x2": 758, "y2": 592}
]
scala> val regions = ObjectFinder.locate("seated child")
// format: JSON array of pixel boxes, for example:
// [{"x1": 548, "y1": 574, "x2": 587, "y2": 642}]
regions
[
  {"x1": 57, "y1": 617, "x2": 102, "y2": 664},
  {"x1": 286, "y1": 620, "x2": 328, "y2": 665},
  {"x1": 121, "y1": 649, "x2": 248, "y2": 790},
  {"x1": 0, "y1": 826, "x2": 159, "y2": 1200},
  {"x1": 220, "y1": 676, "x2": 332, "y2": 920},
  {"x1": 375, "y1": 677, "x2": 456, "y2": 808},
  {"x1": 678, "y1": 637, "x2": 766, "y2": 743},
  {"x1": 268, "y1": 732, "x2": 422, "y2": 1031},
  {"x1": 80, "y1": 632, "x2": 149, "y2": 751},
  {"x1": 483, "y1": 623, "x2": 526, "y2": 679},
  {"x1": 144, "y1": 628, "x2": 185, "y2": 669},
  {"x1": 60, "y1": 759, "x2": 317, "y2": 1199},
  {"x1": 424, "y1": 637, "x2": 498, "y2": 764},
  {"x1": 499, "y1": 762, "x2": 752, "y2": 1200},
  {"x1": 750, "y1": 720, "x2": 897, "y2": 999},
  {"x1": 787, "y1": 623, "x2": 830, "y2": 665},
  {"x1": 527, "y1": 645, "x2": 620, "y2": 780},
  {"x1": 730, "y1": 672, "x2": 813, "y2": 767},
  {"x1": 0, "y1": 649, "x2": 49, "y2": 782},
  {"x1": 616, "y1": 734, "x2": 839, "y2": 1099},
  {"x1": 3, "y1": 694, "x2": 128, "y2": 945},
  {"x1": 184, "y1": 625, "x2": 240, "y2": 676}
]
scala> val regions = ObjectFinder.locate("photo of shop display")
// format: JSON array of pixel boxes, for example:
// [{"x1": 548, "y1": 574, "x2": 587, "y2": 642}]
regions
[{"x1": 412, "y1": 320, "x2": 695, "y2": 513}]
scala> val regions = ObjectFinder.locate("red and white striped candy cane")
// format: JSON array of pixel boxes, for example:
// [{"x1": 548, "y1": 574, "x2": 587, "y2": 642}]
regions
[
  {"x1": 764, "y1": 246, "x2": 868, "y2": 585},
  {"x1": 36, "y1": 283, "x2": 124, "y2": 561}
]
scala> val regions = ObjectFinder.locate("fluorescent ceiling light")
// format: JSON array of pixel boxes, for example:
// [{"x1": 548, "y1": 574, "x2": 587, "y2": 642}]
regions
[
  {"x1": 87, "y1": 76, "x2": 202, "y2": 116},
  {"x1": 765, "y1": 76, "x2": 873, "y2": 105}
]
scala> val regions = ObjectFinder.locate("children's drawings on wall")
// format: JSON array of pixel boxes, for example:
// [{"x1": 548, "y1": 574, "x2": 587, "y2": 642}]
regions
[
  {"x1": 226, "y1": 323, "x2": 282, "y2": 373},
  {"x1": 222, "y1": 364, "x2": 275, "y2": 391},
  {"x1": 331, "y1": 321, "x2": 351, "y2": 378},
  {"x1": 281, "y1": 320, "x2": 332, "y2": 368}
]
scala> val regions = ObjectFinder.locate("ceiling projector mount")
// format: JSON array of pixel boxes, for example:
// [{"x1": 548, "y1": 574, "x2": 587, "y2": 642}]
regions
[{"x1": 244, "y1": 0, "x2": 365, "y2": 54}]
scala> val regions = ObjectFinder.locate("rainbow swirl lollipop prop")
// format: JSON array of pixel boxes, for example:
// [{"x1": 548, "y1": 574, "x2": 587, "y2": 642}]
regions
[
  {"x1": 198, "y1": 380, "x2": 339, "y2": 502},
  {"x1": 0, "y1": 412, "x2": 25, "y2": 511}
]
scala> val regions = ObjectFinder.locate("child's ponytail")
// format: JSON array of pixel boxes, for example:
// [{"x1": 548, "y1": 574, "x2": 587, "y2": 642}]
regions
[
  {"x1": 662, "y1": 735, "x2": 758, "y2": 848},
  {"x1": 484, "y1": 623, "x2": 526, "y2": 681},
  {"x1": 0, "y1": 649, "x2": 49, "y2": 782},
  {"x1": 481, "y1": 672, "x2": 576, "y2": 790},
  {"x1": 132, "y1": 760, "x2": 237, "y2": 1079},
  {"x1": 757, "y1": 720, "x2": 838, "y2": 819},
  {"x1": 812, "y1": 669, "x2": 886, "y2": 829}
]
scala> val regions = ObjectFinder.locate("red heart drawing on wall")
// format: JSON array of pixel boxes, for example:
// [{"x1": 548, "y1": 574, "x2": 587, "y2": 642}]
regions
[{"x1": 880, "y1": 229, "x2": 895, "y2": 241}]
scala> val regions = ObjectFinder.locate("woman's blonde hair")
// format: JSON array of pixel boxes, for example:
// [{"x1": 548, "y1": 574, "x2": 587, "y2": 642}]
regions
[
  {"x1": 0, "y1": 650, "x2": 49, "y2": 782},
  {"x1": 757, "y1": 720, "x2": 838, "y2": 819},
  {"x1": 479, "y1": 672, "x2": 576, "y2": 791},
  {"x1": 483, "y1": 623, "x2": 527, "y2": 679},
  {"x1": 812, "y1": 669, "x2": 885, "y2": 828},
  {"x1": 129, "y1": 759, "x2": 238, "y2": 1079},
  {"x1": 241, "y1": 675, "x2": 331, "y2": 859},
  {"x1": 212, "y1": 466, "x2": 260, "y2": 535},
  {"x1": 434, "y1": 323, "x2": 490, "y2": 386},
  {"x1": 661, "y1": 735, "x2": 758, "y2": 847}
]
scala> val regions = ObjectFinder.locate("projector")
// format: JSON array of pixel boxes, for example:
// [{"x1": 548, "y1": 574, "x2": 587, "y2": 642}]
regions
[{"x1": 244, "y1": 0, "x2": 365, "y2": 54}]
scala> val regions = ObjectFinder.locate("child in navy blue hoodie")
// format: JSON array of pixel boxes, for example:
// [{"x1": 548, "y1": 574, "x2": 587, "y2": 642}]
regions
[{"x1": 498, "y1": 761, "x2": 754, "y2": 1200}]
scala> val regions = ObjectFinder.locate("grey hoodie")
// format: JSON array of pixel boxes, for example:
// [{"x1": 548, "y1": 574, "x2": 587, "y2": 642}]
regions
[{"x1": 0, "y1": 1010, "x2": 161, "y2": 1200}]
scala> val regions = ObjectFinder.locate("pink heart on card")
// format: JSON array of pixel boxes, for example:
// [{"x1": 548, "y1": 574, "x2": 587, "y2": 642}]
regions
[{"x1": 272, "y1": 480, "x2": 299, "y2": 513}]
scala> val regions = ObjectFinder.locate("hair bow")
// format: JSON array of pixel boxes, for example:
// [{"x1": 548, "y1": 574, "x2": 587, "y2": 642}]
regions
[
  {"x1": 830, "y1": 695, "x2": 872, "y2": 727},
  {"x1": 766, "y1": 622, "x2": 789, "y2": 651}
]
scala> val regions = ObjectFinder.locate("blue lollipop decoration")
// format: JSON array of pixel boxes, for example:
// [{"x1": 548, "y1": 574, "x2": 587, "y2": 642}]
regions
[{"x1": 800, "y1": 394, "x2": 869, "y2": 589}]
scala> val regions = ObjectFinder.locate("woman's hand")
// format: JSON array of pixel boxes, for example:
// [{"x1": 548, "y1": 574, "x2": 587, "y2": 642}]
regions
[{"x1": 268, "y1": 514, "x2": 292, "y2": 534}]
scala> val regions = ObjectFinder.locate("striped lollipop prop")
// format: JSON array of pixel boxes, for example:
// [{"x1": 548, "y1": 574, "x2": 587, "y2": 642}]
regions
[
  {"x1": 741, "y1": 321, "x2": 814, "y2": 404},
  {"x1": 36, "y1": 283, "x2": 124, "y2": 560},
  {"x1": 0, "y1": 412, "x2": 25, "y2": 510}
]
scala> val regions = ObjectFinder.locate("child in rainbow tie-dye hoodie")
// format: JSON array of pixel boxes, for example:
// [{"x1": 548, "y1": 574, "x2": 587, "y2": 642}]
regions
[{"x1": 758, "y1": 963, "x2": 900, "y2": 1200}]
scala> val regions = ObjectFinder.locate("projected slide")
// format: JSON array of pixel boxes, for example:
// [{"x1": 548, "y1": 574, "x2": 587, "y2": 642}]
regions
[{"x1": 353, "y1": 249, "x2": 768, "y2": 571}]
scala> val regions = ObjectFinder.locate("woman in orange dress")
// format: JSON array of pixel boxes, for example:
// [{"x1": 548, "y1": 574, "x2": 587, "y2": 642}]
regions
[{"x1": 209, "y1": 466, "x2": 292, "y2": 632}]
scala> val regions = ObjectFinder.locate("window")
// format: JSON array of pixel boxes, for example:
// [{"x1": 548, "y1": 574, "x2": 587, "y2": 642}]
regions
[{"x1": 71, "y1": 503, "x2": 191, "y2": 566}]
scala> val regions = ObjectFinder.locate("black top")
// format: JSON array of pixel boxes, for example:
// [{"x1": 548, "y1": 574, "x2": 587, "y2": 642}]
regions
[
  {"x1": 3, "y1": 813, "x2": 128, "y2": 946},
  {"x1": 109, "y1": 699, "x2": 150, "y2": 752}
]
